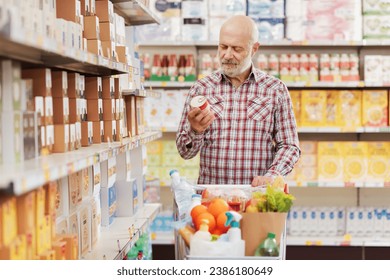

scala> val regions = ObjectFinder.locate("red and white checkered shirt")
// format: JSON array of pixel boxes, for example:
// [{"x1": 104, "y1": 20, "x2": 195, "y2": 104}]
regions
[{"x1": 176, "y1": 67, "x2": 301, "y2": 185}]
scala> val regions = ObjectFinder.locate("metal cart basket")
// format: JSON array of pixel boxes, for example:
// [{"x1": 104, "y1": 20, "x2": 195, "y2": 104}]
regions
[{"x1": 172, "y1": 184, "x2": 287, "y2": 260}]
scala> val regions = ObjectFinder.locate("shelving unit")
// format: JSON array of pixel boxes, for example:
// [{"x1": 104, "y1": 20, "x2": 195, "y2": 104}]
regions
[
  {"x1": 0, "y1": 35, "x2": 129, "y2": 76},
  {"x1": 138, "y1": 35, "x2": 390, "y2": 255},
  {"x1": 0, "y1": 1, "x2": 164, "y2": 261},
  {"x1": 0, "y1": 131, "x2": 162, "y2": 195},
  {"x1": 112, "y1": 0, "x2": 160, "y2": 26},
  {"x1": 84, "y1": 203, "x2": 160, "y2": 260}
]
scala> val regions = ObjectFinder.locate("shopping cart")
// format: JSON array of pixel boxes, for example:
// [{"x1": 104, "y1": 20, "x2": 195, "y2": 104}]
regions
[{"x1": 172, "y1": 184, "x2": 288, "y2": 260}]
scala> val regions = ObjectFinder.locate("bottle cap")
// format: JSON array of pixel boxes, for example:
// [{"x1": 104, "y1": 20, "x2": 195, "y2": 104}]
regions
[
  {"x1": 192, "y1": 194, "x2": 201, "y2": 199},
  {"x1": 169, "y1": 169, "x2": 178, "y2": 176},
  {"x1": 268, "y1": 232, "x2": 276, "y2": 238}
]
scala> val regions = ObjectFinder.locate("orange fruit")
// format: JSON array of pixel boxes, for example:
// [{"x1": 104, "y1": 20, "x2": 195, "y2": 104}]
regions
[
  {"x1": 216, "y1": 212, "x2": 230, "y2": 233},
  {"x1": 210, "y1": 227, "x2": 224, "y2": 236},
  {"x1": 194, "y1": 212, "x2": 216, "y2": 232},
  {"x1": 190, "y1": 204, "x2": 208, "y2": 222},
  {"x1": 207, "y1": 198, "x2": 229, "y2": 219}
]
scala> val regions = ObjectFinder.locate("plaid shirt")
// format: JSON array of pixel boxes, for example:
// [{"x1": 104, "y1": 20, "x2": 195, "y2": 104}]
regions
[{"x1": 176, "y1": 67, "x2": 301, "y2": 185}]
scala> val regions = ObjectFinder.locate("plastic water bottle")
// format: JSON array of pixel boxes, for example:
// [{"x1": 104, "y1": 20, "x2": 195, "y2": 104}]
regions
[
  {"x1": 169, "y1": 170, "x2": 194, "y2": 220},
  {"x1": 254, "y1": 232, "x2": 279, "y2": 257},
  {"x1": 187, "y1": 194, "x2": 202, "y2": 218}
]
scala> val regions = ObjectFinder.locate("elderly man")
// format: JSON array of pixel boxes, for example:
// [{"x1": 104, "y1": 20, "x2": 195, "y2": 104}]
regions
[{"x1": 176, "y1": 15, "x2": 301, "y2": 186}]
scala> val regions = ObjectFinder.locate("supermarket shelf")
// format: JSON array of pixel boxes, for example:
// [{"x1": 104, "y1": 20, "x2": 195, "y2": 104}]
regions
[
  {"x1": 122, "y1": 88, "x2": 161, "y2": 98},
  {"x1": 144, "y1": 81, "x2": 194, "y2": 88},
  {"x1": 286, "y1": 236, "x2": 390, "y2": 247},
  {"x1": 138, "y1": 39, "x2": 390, "y2": 47},
  {"x1": 148, "y1": 126, "x2": 390, "y2": 134},
  {"x1": 84, "y1": 203, "x2": 161, "y2": 260},
  {"x1": 145, "y1": 80, "x2": 390, "y2": 89},
  {"x1": 112, "y1": 0, "x2": 160, "y2": 26},
  {"x1": 0, "y1": 131, "x2": 162, "y2": 196},
  {"x1": 0, "y1": 35, "x2": 129, "y2": 76},
  {"x1": 289, "y1": 181, "x2": 390, "y2": 188}
]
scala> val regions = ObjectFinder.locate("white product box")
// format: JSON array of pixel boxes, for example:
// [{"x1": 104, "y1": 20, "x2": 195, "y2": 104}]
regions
[
  {"x1": 336, "y1": 207, "x2": 346, "y2": 236},
  {"x1": 208, "y1": 17, "x2": 226, "y2": 41},
  {"x1": 181, "y1": 18, "x2": 208, "y2": 41},
  {"x1": 248, "y1": 0, "x2": 284, "y2": 18},
  {"x1": 364, "y1": 15, "x2": 390, "y2": 39},
  {"x1": 299, "y1": 207, "x2": 310, "y2": 236},
  {"x1": 363, "y1": 0, "x2": 390, "y2": 14},
  {"x1": 327, "y1": 208, "x2": 338, "y2": 236},
  {"x1": 1, "y1": 112, "x2": 23, "y2": 164},
  {"x1": 1, "y1": 60, "x2": 21, "y2": 112},
  {"x1": 365, "y1": 55, "x2": 383, "y2": 84},
  {"x1": 374, "y1": 208, "x2": 385, "y2": 237},
  {"x1": 92, "y1": 163, "x2": 101, "y2": 196},
  {"x1": 100, "y1": 184, "x2": 117, "y2": 227},
  {"x1": 91, "y1": 194, "x2": 101, "y2": 250},
  {"x1": 181, "y1": 0, "x2": 208, "y2": 18},
  {"x1": 346, "y1": 207, "x2": 357, "y2": 235},
  {"x1": 364, "y1": 207, "x2": 375, "y2": 237},
  {"x1": 115, "y1": 179, "x2": 135, "y2": 217},
  {"x1": 56, "y1": 177, "x2": 70, "y2": 218},
  {"x1": 79, "y1": 204, "x2": 91, "y2": 257},
  {"x1": 208, "y1": 0, "x2": 246, "y2": 17},
  {"x1": 162, "y1": 90, "x2": 185, "y2": 128},
  {"x1": 143, "y1": 94, "x2": 163, "y2": 128}
]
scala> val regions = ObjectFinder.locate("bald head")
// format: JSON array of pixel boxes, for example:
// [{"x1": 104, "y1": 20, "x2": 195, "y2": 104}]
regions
[{"x1": 220, "y1": 15, "x2": 258, "y2": 46}]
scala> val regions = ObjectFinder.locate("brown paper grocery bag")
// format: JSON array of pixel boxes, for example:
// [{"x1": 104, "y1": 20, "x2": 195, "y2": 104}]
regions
[{"x1": 241, "y1": 212, "x2": 287, "y2": 256}]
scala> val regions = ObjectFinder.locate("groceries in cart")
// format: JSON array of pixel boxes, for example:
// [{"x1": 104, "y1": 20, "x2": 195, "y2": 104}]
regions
[{"x1": 169, "y1": 169, "x2": 295, "y2": 258}]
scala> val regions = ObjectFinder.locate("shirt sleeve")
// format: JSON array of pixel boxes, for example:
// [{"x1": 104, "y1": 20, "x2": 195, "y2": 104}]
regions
[
  {"x1": 176, "y1": 85, "x2": 205, "y2": 160},
  {"x1": 265, "y1": 82, "x2": 301, "y2": 177}
]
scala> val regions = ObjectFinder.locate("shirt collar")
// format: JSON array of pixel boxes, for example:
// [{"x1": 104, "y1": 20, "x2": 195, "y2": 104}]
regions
[{"x1": 215, "y1": 63, "x2": 264, "y2": 84}]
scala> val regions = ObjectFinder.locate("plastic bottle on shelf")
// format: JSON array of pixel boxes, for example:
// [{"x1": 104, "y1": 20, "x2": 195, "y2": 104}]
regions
[{"x1": 254, "y1": 232, "x2": 279, "y2": 257}]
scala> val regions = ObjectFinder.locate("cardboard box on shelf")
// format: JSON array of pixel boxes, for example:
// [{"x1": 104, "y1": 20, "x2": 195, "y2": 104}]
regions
[
  {"x1": 53, "y1": 97, "x2": 70, "y2": 124},
  {"x1": 56, "y1": 0, "x2": 80, "y2": 23},
  {"x1": 100, "y1": 22, "x2": 115, "y2": 42},
  {"x1": 95, "y1": 0, "x2": 114, "y2": 23},
  {"x1": 362, "y1": 90, "x2": 388, "y2": 127},
  {"x1": 87, "y1": 39, "x2": 103, "y2": 56},
  {"x1": 101, "y1": 40, "x2": 116, "y2": 59},
  {"x1": 81, "y1": 121, "x2": 93, "y2": 147},
  {"x1": 87, "y1": 99, "x2": 103, "y2": 122},
  {"x1": 44, "y1": 96, "x2": 54, "y2": 125},
  {"x1": 68, "y1": 98, "x2": 81, "y2": 123},
  {"x1": 301, "y1": 90, "x2": 327, "y2": 127},
  {"x1": 100, "y1": 184, "x2": 117, "y2": 227},
  {"x1": 317, "y1": 142, "x2": 343, "y2": 182},
  {"x1": 79, "y1": 205, "x2": 91, "y2": 257},
  {"x1": 53, "y1": 124, "x2": 69, "y2": 153},
  {"x1": 102, "y1": 77, "x2": 115, "y2": 99},
  {"x1": 83, "y1": 15, "x2": 100, "y2": 40},
  {"x1": 0, "y1": 196, "x2": 18, "y2": 248},
  {"x1": 51, "y1": 71, "x2": 68, "y2": 98},
  {"x1": 67, "y1": 73, "x2": 81, "y2": 99},
  {"x1": 92, "y1": 121, "x2": 104, "y2": 144},
  {"x1": 367, "y1": 142, "x2": 390, "y2": 183},
  {"x1": 69, "y1": 123, "x2": 76, "y2": 151},
  {"x1": 342, "y1": 142, "x2": 368, "y2": 183},
  {"x1": 85, "y1": 77, "x2": 103, "y2": 99},
  {"x1": 102, "y1": 99, "x2": 115, "y2": 121},
  {"x1": 22, "y1": 68, "x2": 52, "y2": 97}
]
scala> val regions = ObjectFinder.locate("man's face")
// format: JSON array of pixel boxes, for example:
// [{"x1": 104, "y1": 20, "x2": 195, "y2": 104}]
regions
[{"x1": 218, "y1": 37, "x2": 253, "y2": 77}]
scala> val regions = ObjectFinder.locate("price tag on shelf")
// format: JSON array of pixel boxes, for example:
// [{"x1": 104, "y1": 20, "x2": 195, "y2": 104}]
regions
[{"x1": 67, "y1": 162, "x2": 75, "y2": 174}]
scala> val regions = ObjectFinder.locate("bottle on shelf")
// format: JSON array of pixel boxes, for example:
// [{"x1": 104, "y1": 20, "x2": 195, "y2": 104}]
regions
[{"x1": 254, "y1": 232, "x2": 279, "y2": 257}]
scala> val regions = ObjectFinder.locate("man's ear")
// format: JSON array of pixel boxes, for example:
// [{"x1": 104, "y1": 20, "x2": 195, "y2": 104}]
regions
[{"x1": 251, "y1": 42, "x2": 260, "y2": 56}]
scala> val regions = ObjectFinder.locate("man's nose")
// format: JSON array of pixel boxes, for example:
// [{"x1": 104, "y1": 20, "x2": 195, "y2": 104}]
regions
[{"x1": 224, "y1": 47, "x2": 233, "y2": 59}]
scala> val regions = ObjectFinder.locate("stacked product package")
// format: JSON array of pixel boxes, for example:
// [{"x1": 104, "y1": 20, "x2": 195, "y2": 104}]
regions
[
  {"x1": 248, "y1": 0, "x2": 285, "y2": 41},
  {"x1": 285, "y1": 0, "x2": 362, "y2": 41},
  {"x1": 362, "y1": 0, "x2": 390, "y2": 40}
]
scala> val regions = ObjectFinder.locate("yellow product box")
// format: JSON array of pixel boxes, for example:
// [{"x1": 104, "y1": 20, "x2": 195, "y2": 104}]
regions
[
  {"x1": 39, "y1": 250, "x2": 55, "y2": 260},
  {"x1": 80, "y1": 206, "x2": 91, "y2": 257},
  {"x1": 362, "y1": 90, "x2": 388, "y2": 127},
  {"x1": 146, "y1": 166, "x2": 160, "y2": 180},
  {"x1": 35, "y1": 187, "x2": 46, "y2": 226},
  {"x1": 52, "y1": 240, "x2": 67, "y2": 260},
  {"x1": 162, "y1": 140, "x2": 178, "y2": 154},
  {"x1": 44, "y1": 215, "x2": 53, "y2": 251},
  {"x1": 317, "y1": 142, "x2": 343, "y2": 182},
  {"x1": 162, "y1": 153, "x2": 182, "y2": 167},
  {"x1": 57, "y1": 234, "x2": 79, "y2": 260},
  {"x1": 367, "y1": 142, "x2": 390, "y2": 183},
  {"x1": 337, "y1": 90, "x2": 362, "y2": 130},
  {"x1": 289, "y1": 90, "x2": 301, "y2": 127},
  {"x1": 35, "y1": 222, "x2": 45, "y2": 256},
  {"x1": 146, "y1": 141, "x2": 163, "y2": 154},
  {"x1": 342, "y1": 142, "x2": 368, "y2": 183},
  {"x1": 0, "y1": 235, "x2": 27, "y2": 260},
  {"x1": 182, "y1": 168, "x2": 200, "y2": 183},
  {"x1": 91, "y1": 196, "x2": 101, "y2": 250},
  {"x1": 147, "y1": 154, "x2": 161, "y2": 166},
  {"x1": 44, "y1": 181, "x2": 58, "y2": 215},
  {"x1": 300, "y1": 141, "x2": 317, "y2": 155},
  {"x1": 16, "y1": 191, "x2": 36, "y2": 234},
  {"x1": 326, "y1": 90, "x2": 339, "y2": 127},
  {"x1": 299, "y1": 166, "x2": 318, "y2": 182},
  {"x1": 25, "y1": 230, "x2": 36, "y2": 259},
  {"x1": 0, "y1": 196, "x2": 18, "y2": 247},
  {"x1": 300, "y1": 90, "x2": 327, "y2": 127},
  {"x1": 184, "y1": 155, "x2": 200, "y2": 168}
]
